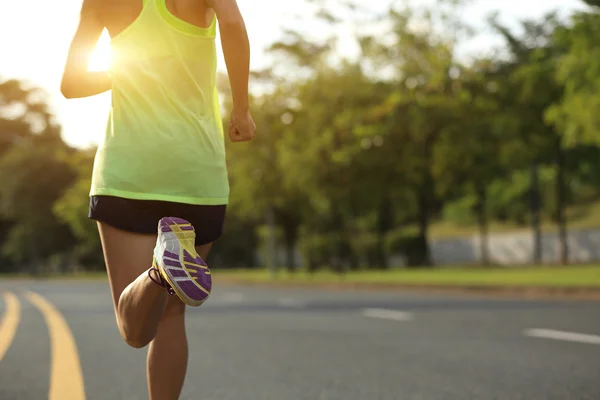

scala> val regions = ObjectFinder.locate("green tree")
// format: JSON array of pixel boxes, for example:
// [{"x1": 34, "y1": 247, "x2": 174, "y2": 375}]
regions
[
  {"x1": 0, "y1": 137, "x2": 77, "y2": 272},
  {"x1": 362, "y1": 5, "x2": 472, "y2": 266},
  {"x1": 282, "y1": 64, "x2": 394, "y2": 270},
  {"x1": 0, "y1": 79, "x2": 58, "y2": 156},
  {"x1": 53, "y1": 148, "x2": 104, "y2": 269},
  {"x1": 490, "y1": 13, "x2": 570, "y2": 264},
  {"x1": 225, "y1": 85, "x2": 307, "y2": 272},
  {"x1": 0, "y1": 79, "x2": 70, "y2": 271},
  {"x1": 547, "y1": 10, "x2": 600, "y2": 146},
  {"x1": 434, "y1": 59, "x2": 506, "y2": 265}
]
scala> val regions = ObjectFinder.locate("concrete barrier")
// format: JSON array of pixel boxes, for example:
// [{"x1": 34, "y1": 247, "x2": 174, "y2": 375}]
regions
[{"x1": 430, "y1": 228, "x2": 600, "y2": 265}]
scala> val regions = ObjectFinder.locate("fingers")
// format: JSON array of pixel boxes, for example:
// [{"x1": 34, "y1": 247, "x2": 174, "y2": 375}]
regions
[
  {"x1": 228, "y1": 127, "x2": 252, "y2": 142},
  {"x1": 228, "y1": 116, "x2": 256, "y2": 142},
  {"x1": 230, "y1": 132, "x2": 253, "y2": 142}
]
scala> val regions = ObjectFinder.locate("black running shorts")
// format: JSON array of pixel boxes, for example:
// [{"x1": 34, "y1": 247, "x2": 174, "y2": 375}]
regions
[{"x1": 89, "y1": 195, "x2": 226, "y2": 246}]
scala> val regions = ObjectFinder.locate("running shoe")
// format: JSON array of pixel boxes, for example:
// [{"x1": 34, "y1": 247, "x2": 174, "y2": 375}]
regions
[{"x1": 150, "y1": 217, "x2": 212, "y2": 307}]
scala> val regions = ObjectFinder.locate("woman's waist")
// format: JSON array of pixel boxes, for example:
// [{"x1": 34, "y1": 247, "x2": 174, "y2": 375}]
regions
[
  {"x1": 108, "y1": 108, "x2": 222, "y2": 143},
  {"x1": 95, "y1": 143, "x2": 226, "y2": 172}
]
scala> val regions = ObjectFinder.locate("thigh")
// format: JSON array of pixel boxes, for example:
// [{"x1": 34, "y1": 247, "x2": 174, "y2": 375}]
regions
[
  {"x1": 89, "y1": 195, "x2": 161, "y2": 234},
  {"x1": 97, "y1": 222, "x2": 157, "y2": 309},
  {"x1": 196, "y1": 242, "x2": 214, "y2": 261}
]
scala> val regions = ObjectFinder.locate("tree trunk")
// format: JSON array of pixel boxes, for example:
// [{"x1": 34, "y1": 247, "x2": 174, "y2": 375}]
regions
[
  {"x1": 330, "y1": 208, "x2": 347, "y2": 274},
  {"x1": 475, "y1": 182, "x2": 490, "y2": 266},
  {"x1": 375, "y1": 235, "x2": 387, "y2": 270},
  {"x1": 376, "y1": 193, "x2": 393, "y2": 269},
  {"x1": 412, "y1": 133, "x2": 435, "y2": 267},
  {"x1": 530, "y1": 162, "x2": 542, "y2": 264},
  {"x1": 265, "y1": 207, "x2": 278, "y2": 277},
  {"x1": 284, "y1": 241, "x2": 296, "y2": 273},
  {"x1": 555, "y1": 137, "x2": 568, "y2": 265},
  {"x1": 282, "y1": 220, "x2": 298, "y2": 273},
  {"x1": 417, "y1": 179, "x2": 433, "y2": 267}
]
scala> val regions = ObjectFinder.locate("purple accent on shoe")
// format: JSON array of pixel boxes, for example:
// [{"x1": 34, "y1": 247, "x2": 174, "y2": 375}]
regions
[
  {"x1": 183, "y1": 250, "x2": 207, "y2": 266},
  {"x1": 169, "y1": 217, "x2": 190, "y2": 225},
  {"x1": 179, "y1": 281, "x2": 209, "y2": 302},
  {"x1": 159, "y1": 217, "x2": 194, "y2": 233},
  {"x1": 156, "y1": 217, "x2": 210, "y2": 303},
  {"x1": 181, "y1": 250, "x2": 212, "y2": 291},
  {"x1": 163, "y1": 258, "x2": 181, "y2": 268},
  {"x1": 169, "y1": 269, "x2": 187, "y2": 278},
  {"x1": 163, "y1": 250, "x2": 179, "y2": 259},
  {"x1": 159, "y1": 220, "x2": 173, "y2": 232}
]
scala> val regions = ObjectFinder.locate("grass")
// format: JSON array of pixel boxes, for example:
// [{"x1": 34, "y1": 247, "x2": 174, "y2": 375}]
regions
[
  {"x1": 2, "y1": 204, "x2": 600, "y2": 296},
  {"x1": 1, "y1": 266, "x2": 598, "y2": 290},
  {"x1": 0, "y1": 265, "x2": 600, "y2": 289},
  {"x1": 0, "y1": 271, "x2": 108, "y2": 280},
  {"x1": 214, "y1": 265, "x2": 600, "y2": 288}
]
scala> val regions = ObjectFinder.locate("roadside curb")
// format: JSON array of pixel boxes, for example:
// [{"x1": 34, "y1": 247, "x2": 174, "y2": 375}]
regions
[{"x1": 214, "y1": 278, "x2": 600, "y2": 301}]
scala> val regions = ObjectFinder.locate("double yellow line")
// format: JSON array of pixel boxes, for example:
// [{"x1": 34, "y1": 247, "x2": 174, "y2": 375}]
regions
[
  {"x1": 0, "y1": 292, "x2": 19, "y2": 361},
  {"x1": 0, "y1": 291, "x2": 86, "y2": 400}
]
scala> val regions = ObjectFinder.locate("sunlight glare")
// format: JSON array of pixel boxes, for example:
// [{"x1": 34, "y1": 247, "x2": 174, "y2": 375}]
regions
[{"x1": 88, "y1": 29, "x2": 111, "y2": 72}]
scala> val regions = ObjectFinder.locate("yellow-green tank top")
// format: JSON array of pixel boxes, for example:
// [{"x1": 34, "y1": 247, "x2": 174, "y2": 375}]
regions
[{"x1": 90, "y1": 0, "x2": 229, "y2": 205}]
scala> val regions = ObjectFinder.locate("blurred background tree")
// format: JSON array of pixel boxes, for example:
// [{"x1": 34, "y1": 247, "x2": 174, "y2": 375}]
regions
[{"x1": 1, "y1": 0, "x2": 600, "y2": 274}]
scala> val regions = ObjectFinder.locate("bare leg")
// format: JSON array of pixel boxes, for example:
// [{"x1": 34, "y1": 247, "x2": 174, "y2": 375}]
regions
[
  {"x1": 98, "y1": 222, "x2": 169, "y2": 348},
  {"x1": 147, "y1": 243, "x2": 214, "y2": 400}
]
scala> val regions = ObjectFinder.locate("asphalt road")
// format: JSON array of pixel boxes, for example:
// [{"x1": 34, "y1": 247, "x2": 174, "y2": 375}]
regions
[{"x1": 0, "y1": 280, "x2": 599, "y2": 400}]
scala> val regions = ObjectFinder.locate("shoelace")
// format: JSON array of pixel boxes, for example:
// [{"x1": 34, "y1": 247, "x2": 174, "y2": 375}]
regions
[{"x1": 148, "y1": 267, "x2": 175, "y2": 296}]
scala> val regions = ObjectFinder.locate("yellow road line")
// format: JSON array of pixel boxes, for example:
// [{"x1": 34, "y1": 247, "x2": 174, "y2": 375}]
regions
[
  {"x1": 0, "y1": 292, "x2": 20, "y2": 361},
  {"x1": 25, "y1": 291, "x2": 86, "y2": 400}
]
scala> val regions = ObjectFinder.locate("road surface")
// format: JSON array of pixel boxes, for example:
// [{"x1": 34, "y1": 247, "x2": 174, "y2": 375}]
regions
[{"x1": 1, "y1": 280, "x2": 599, "y2": 399}]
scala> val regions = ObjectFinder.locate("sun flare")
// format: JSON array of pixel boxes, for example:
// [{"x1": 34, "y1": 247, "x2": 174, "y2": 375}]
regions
[{"x1": 88, "y1": 29, "x2": 112, "y2": 72}]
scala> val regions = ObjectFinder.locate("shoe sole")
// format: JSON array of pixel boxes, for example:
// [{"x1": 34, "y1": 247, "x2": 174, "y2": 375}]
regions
[{"x1": 155, "y1": 217, "x2": 212, "y2": 307}]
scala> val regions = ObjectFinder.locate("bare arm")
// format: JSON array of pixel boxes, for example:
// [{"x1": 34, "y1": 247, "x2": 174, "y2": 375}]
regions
[
  {"x1": 61, "y1": 0, "x2": 111, "y2": 99},
  {"x1": 207, "y1": 0, "x2": 250, "y2": 111}
]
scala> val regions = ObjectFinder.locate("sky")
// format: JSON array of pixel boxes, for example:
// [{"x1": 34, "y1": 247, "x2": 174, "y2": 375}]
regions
[{"x1": 0, "y1": 0, "x2": 588, "y2": 149}]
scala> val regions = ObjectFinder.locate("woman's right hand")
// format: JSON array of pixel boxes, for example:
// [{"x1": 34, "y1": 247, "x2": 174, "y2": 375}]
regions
[{"x1": 228, "y1": 108, "x2": 256, "y2": 142}]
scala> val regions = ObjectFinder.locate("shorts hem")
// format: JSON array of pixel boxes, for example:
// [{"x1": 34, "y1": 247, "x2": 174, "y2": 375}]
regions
[{"x1": 90, "y1": 188, "x2": 229, "y2": 206}]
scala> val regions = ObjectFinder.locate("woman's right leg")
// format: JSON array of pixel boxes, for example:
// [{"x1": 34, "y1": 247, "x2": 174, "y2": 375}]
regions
[
  {"x1": 97, "y1": 222, "x2": 170, "y2": 348},
  {"x1": 146, "y1": 242, "x2": 214, "y2": 400}
]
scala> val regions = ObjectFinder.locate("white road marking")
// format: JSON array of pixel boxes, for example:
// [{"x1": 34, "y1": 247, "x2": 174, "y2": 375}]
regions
[
  {"x1": 362, "y1": 308, "x2": 414, "y2": 321},
  {"x1": 277, "y1": 298, "x2": 306, "y2": 309},
  {"x1": 523, "y1": 328, "x2": 600, "y2": 345}
]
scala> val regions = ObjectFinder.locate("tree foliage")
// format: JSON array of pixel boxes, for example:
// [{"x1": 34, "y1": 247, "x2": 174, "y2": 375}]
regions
[{"x1": 1, "y1": 1, "x2": 600, "y2": 273}]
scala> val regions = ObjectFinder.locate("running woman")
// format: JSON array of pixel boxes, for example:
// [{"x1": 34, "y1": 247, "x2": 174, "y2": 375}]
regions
[{"x1": 61, "y1": 0, "x2": 255, "y2": 398}]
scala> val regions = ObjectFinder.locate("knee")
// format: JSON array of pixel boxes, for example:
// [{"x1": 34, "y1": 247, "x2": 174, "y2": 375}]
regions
[
  {"x1": 125, "y1": 337, "x2": 149, "y2": 349},
  {"x1": 120, "y1": 324, "x2": 153, "y2": 349},
  {"x1": 115, "y1": 304, "x2": 155, "y2": 349},
  {"x1": 116, "y1": 305, "x2": 156, "y2": 348},
  {"x1": 117, "y1": 296, "x2": 185, "y2": 348}
]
